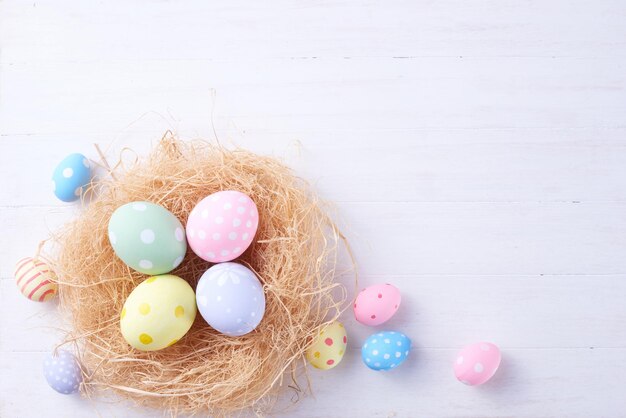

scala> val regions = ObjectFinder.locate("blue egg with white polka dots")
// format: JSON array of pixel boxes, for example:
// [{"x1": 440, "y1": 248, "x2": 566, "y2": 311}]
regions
[
  {"x1": 52, "y1": 153, "x2": 92, "y2": 202},
  {"x1": 361, "y1": 331, "x2": 411, "y2": 371},
  {"x1": 42, "y1": 349, "x2": 83, "y2": 395}
]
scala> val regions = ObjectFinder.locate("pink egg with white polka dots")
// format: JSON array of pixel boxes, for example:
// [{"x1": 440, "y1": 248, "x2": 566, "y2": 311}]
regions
[
  {"x1": 454, "y1": 342, "x2": 501, "y2": 386},
  {"x1": 353, "y1": 283, "x2": 401, "y2": 326},
  {"x1": 186, "y1": 190, "x2": 259, "y2": 263}
]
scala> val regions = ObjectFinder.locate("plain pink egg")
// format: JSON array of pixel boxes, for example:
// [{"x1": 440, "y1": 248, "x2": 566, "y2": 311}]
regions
[
  {"x1": 353, "y1": 283, "x2": 401, "y2": 326},
  {"x1": 454, "y1": 342, "x2": 501, "y2": 386},
  {"x1": 186, "y1": 190, "x2": 259, "y2": 263}
]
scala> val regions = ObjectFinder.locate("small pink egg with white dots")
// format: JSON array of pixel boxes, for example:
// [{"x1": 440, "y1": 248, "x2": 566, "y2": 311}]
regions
[
  {"x1": 454, "y1": 342, "x2": 501, "y2": 386},
  {"x1": 186, "y1": 191, "x2": 259, "y2": 263},
  {"x1": 353, "y1": 283, "x2": 401, "y2": 326}
]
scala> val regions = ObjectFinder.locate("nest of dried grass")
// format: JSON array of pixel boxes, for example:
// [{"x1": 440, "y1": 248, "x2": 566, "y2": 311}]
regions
[{"x1": 47, "y1": 136, "x2": 350, "y2": 416}]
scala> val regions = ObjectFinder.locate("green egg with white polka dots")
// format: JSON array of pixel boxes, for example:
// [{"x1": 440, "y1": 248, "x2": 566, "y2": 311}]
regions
[{"x1": 108, "y1": 201, "x2": 187, "y2": 275}]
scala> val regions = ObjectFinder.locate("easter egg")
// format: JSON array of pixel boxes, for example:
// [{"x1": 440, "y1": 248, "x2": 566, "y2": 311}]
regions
[
  {"x1": 354, "y1": 283, "x2": 401, "y2": 326},
  {"x1": 196, "y1": 262, "x2": 265, "y2": 336},
  {"x1": 120, "y1": 275, "x2": 196, "y2": 351},
  {"x1": 454, "y1": 342, "x2": 501, "y2": 386},
  {"x1": 186, "y1": 190, "x2": 259, "y2": 263},
  {"x1": 43, "y1": 350, "x2": 83, "y2": 394},
  {"x1": 305, "y1": 321, "x2": 348, "y2": 370},
  {"x1": 361, "y1": 331, "x2": 411, "y2": 371},
  {"x1": 108, "y1": 201, "x2": 187, "y2": 275},
  {"x1": 52, "y1": 153, "x2": 91, "y2": 202},
  {"x1": 14, "y1": 257, "x2": 58, "y2": 302}
]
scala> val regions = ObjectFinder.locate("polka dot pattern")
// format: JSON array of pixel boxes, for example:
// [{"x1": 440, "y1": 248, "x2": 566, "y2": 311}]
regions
[
  {"x1": 43, "y1": 350, "x2": 82, "y2": 395},
  {"x1": 140, "y1": 229, "x2": 155, "y2": 244},
  {"x1": 454, "y1": 342, "x2": 501, "y2": 386},
  {"x1": 361, "y1": 331, "x2": 411, "y2": 371},
  {"x1": 139, "y1": 303, "x2": 150, "y2": 315},
  {"x1": 186, "y1": 191, "x2": 259, "y2": 263},
  {"x1": 354, "y1": 283, "x2": 401, "y2": 326},
  {"x1": 52, "y1": 153, "x2": 92, "y2": 202},
  {"x1": 306, "y1": 321, "x2": 347, "y2": 370},
  {"x1": 195, "y1": 262, "x2": 265, "y2": 336},
  {"x1": 120, "y1": 275, "x2": 197, "y2": 351},
  {"x1": 108, "y1": 201, "x2": 187, "y2": 275}
]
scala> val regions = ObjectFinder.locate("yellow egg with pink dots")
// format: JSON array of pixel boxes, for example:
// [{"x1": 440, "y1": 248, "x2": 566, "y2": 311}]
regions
[
  {"x1": 306, "y1": 321, "x2": 347, "y2": 370},
  {"x1": 120, "y1": 275, "x2": 196, "y2": 351}
]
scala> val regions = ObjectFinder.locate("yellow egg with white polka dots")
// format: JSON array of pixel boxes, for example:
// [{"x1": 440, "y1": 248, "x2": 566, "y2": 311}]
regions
[{"x1": 120, "y1": 275, "x2": 196, "y2": 351}]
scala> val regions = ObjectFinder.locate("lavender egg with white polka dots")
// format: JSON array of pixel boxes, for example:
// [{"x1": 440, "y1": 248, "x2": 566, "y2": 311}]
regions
[
  {"x1": 186, "y1": 190, "x2": 259, "y2": 263},
  {"x1": 43, "y1": 350, "x2": 83, "y2": 395},
  {"x1": 196, "y1": 262, "x2": 265, "y2": 336},
  {"x1": 108, "y1": 201, "x2": 187, "y2": 275},
  {"x1": 52, "y1": 153, "x2": 91, "y2": 202},
  {"x1": 361, "y1": 331, "x2": 411, "y2": 371}
]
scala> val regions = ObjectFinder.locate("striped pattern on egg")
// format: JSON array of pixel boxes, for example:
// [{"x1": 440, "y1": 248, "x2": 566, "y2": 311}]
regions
[{"x1": 14, "y1": 257, "x2": 58, "y2": 302}]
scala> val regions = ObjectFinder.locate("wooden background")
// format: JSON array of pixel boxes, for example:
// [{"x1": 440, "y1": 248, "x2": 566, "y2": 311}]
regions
[{"x1": 1, "y1": 1, "x2": 626, "y2": 417}]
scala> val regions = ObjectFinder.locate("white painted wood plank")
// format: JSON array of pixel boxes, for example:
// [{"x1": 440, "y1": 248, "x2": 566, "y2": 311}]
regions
[
  {"x1": 285, "y1": 348, "x2": 626, "y2": 418},
  {"x1": 340, "y1": 201, "x2": 626, "y2": 276},
  {"x1": 3, "y1": 273, "x2": 625, "y2": 354},
  {"x1": 1, "y1": 349, "x2": 624, "y2": 418},
  {"x1": 3, "y1": 129, "x2": 626, "y2": 207},
  {"x1": 0, "y1": 208, "x2": 73, "y2": 278},
  {"x1": 0, "y1": 351, "x2": 131, "y2": 418},
  {"x1": 2, "y1": 57, "x2": 625, "y2": 136},
  {"x1": 2, "y1": 201, "x2": 625, "y2": 278},
  {"x1": 0, "y1": 279, "x2": 61, "y2": 353},
  {"x1": 2, "y1": 0, "x2": 626, "y2": 416},
  {"x1": 2, "y1": 0, "x2": 626, "y2": 63}
]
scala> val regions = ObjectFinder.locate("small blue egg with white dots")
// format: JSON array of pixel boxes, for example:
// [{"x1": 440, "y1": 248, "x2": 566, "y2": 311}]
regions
[
  {"x1": 42, "y1": 349, "x2": 83, "y2": 395},
  {"x1": 52, "y1": 153, "x2": 91, "y2": 202},
  {"x1": 361, "y1": 331, "x2": 411, "y2": 371}
]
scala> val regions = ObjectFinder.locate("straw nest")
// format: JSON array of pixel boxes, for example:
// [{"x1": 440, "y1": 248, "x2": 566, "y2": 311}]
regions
[{"x1": 48, "y1": 136, "x2": 350, "y2": 416}]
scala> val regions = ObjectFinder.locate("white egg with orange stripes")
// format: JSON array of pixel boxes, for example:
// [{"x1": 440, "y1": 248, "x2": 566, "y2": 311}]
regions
[{"x1": 14, "y1": 257, "x2": 58, "y2": 302}]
